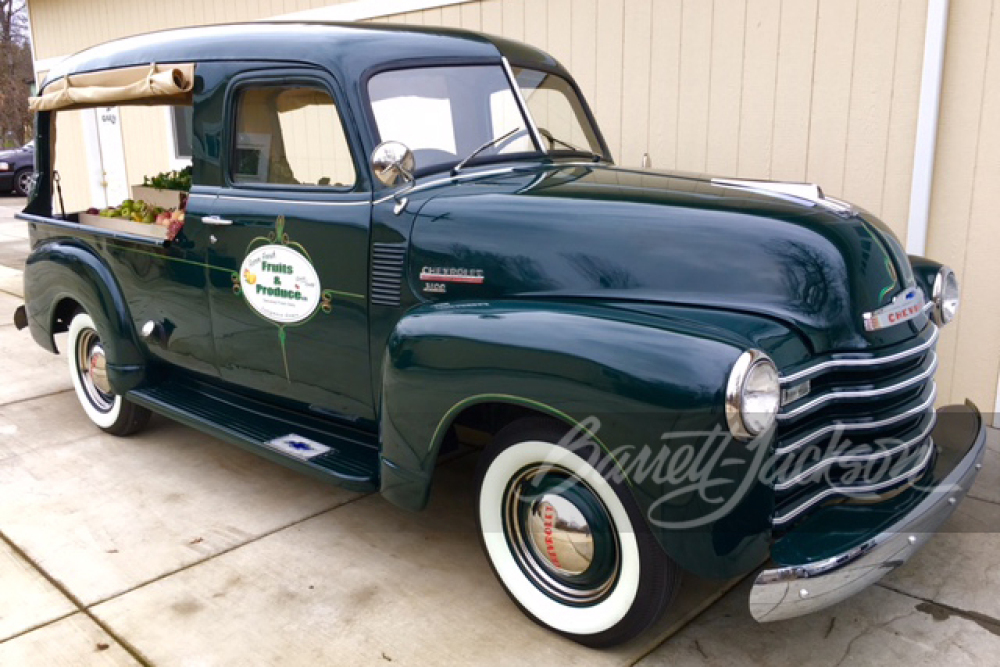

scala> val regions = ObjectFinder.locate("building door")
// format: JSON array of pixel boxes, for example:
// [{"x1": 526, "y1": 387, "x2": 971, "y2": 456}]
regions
[
  {"x1": 80, "y1": 106, "x2": 130, "y2": 207},
  {"x1": 206, "y1": 71, "x2": 374, "y2": 421}
]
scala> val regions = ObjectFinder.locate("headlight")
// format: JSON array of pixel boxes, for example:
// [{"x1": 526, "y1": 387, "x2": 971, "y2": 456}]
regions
[
  {"x1": 726, "y1": 350, "x2": 780, "y2": 440},
  {"x1": 931, "y1": 266, "x2": 959, "y2": 325},
  {"x1": 0, "y1": 162, "x2": 9, "y2": 171}
]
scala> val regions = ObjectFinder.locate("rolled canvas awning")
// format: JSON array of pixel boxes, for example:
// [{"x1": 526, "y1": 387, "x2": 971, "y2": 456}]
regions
[{"x1": 29, "y1": 63, "x2": 195, "y2": 112}]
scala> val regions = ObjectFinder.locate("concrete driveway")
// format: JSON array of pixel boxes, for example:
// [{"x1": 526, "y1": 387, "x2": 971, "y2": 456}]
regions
[{"x1": 1, "y1": 198, "x2": 999, "y2": 666}]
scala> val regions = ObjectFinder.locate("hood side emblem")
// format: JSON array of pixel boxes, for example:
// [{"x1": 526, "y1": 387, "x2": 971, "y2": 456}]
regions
[{"x1": 863, "y1": 288, "x2": 929, "y2": 332}]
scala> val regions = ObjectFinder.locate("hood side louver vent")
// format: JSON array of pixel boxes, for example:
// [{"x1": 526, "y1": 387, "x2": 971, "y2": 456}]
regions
[{"x1": 371, "y1": 242, "x2": 407, "y2": 307}]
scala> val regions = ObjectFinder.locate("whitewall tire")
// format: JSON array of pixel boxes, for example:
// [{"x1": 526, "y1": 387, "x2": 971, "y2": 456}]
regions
[
  {"x1": 67, "y1": 312, "x2": 150, "y2": 436},
  {"x1": 475, "y1": 418, "x2": 679, "y2": 647}
]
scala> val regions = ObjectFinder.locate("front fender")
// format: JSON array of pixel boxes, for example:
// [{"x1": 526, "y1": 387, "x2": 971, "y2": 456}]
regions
[
  {"x1": 379, "y1": 299, "x2": 775, "y2": 579},
  {"x1": 24, "y1": 239, "x2": 146, "y2": 392}
]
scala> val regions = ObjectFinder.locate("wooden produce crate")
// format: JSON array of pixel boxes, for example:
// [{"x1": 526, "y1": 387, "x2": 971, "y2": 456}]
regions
[
  {"x1": 130, "y1": 185, "x2": 184, "y2": 210},
  {"x1": 78, "y1": 212, "x2": 168, "y2": 240}
]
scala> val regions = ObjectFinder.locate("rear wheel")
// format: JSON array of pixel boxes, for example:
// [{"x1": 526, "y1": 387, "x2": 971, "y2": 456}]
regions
[
  {"x1": 474, "y1": 418, "x2": 680, "y2": 648},
  {"x1": 67, "y1": 312, "x2": 150, "y2": 436}
]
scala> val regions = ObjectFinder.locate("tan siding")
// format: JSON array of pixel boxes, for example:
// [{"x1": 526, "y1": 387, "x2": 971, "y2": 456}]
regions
[
  {"x1": 927, "y1": 0, "x2": 1000, "y2": 410},
  {"x1": 52, "y1": 110, "x2": 91, "y2": 213},
  {"x1": 647, "y1": 0, "x2": 682, "y2": 170},
  {"x1": 521, "y1": 0, "x2": 546, "y2": 54},
  {"x1": 501, "y1": 0, "x2": 524, "y2": 41},
  {"x1": 769, "y1": 0, "x2": 817, "y2": 183},
  {"x1": 569, "y1": 0, "x2": 597, "y2": 107},
  {"x1": 481, "y1": 0, "x2": 503, "y2": 34},
  {"x1": 440, "y1": 4, "x2": 463, "y2": 27},
  {"x1": 880, "y1": 0, "x2": 927, "y2": 241},
  {"x1": 737, "y1": 0, "x2": 781, "y2": 178},
  {"x1": 840, "y1": 0, "x2": 901, "y2": 223},
  {"x1": 705, "y1": 0, "x2": 746, "y2": 176},
  {"x1": 29, "y1": 0, "x2": 356, "y2": 58},
  {"x1": 620, "y1": 0, "x2": 652, "y2": 167},
  {"x1": 675, "y1": 0, "x2": 713, "y2": 171},
  {"x1": 460, "y1": 1, "x2": 481, "y2": 30},
  {"x1": 593, "y1": 0, "x2": 625, "y2": 161},
  {"x1": 805, "y1": 0, "x2": 859, "y2": 196},
  {"x1": 119, "y1": 106, "x2": 174, "y2": 194}
]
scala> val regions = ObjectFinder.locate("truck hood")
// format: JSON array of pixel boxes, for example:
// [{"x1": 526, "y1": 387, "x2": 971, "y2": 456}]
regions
[{"x1": 408, "y1": 163, "x2": 927, "y2": 354}]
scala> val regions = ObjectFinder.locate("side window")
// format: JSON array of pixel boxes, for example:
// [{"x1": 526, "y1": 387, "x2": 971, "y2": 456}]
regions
[{"x1": 232, "y1": 84, "x2": 356, "y2": 188}]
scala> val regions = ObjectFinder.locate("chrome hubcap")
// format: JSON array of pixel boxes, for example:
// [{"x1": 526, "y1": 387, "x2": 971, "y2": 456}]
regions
[
  {"x1": 17, "y1": 172, "x2": 31, "y2": 192},
  {"x1": 504, "y1": 464, "x2": 620, "y2": 605},
  {"x1": 77, "y1": 329, "x2": 115, "y2": 412},
  {"x1": 526, "y1": 494, "x2": 594, "y2": 577}
]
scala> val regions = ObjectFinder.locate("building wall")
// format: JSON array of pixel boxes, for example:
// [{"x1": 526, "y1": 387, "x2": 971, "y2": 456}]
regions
[{"x1": 26, "y1": 0, "x2": 1000, "y2": 416}]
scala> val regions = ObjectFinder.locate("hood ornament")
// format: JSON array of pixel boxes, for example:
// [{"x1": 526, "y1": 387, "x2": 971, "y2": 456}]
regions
[{"x1": 711, "y1": 178, "x2": 855, "y2": 216}]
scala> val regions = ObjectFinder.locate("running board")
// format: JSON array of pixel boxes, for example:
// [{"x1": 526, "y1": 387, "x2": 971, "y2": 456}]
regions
[{"x1": 128, "y1": 378, "x2": 380, "y2": 493}]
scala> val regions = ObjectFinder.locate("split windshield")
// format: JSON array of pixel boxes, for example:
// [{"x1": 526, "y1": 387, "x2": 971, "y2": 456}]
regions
[{"x1": 367, "y1": 64, "x2": 604, "y2": 175}]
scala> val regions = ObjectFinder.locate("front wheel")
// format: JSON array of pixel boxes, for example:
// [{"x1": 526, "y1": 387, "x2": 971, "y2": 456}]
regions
[
  {"x1": 67, "y1": 312, "x2": 151, "y2": 436},
  {"x1": 475, "y1": 418, "x2": 680, "y2": 648}
]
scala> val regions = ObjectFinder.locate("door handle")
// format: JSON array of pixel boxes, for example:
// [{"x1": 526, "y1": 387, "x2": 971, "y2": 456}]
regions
[{"x1": 202, "y1": 215, "x2": 233, "y2": 226}]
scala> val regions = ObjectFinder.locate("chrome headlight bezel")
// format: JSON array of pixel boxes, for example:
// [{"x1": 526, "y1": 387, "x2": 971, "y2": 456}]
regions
[
  {"x1": 931, "y1": 265, "x2": 959, "y2": 326},
  {"x1": 725, "y1": 350, "x2": 780, "y2": 441}
]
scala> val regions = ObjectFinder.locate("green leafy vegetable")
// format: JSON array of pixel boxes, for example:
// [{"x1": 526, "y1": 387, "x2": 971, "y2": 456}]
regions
[{"x1": 142, "y1": 165, "x2": 192, "y2": 192}]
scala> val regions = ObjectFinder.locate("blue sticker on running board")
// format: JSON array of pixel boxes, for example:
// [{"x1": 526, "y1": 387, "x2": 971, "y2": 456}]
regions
[{"x1": 265, "y1": 434, "x2": 331, "y2": 460}]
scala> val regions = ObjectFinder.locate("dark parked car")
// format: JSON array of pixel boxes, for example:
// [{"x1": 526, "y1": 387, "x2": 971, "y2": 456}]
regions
[{"x1": 0, "y1": 140, "x2": 34, "y2": 196}]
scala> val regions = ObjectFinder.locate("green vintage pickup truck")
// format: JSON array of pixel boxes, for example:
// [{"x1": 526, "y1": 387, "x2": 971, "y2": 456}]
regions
[{"x1": 16, "y1": 23, "x2": 984, "y2": 647}]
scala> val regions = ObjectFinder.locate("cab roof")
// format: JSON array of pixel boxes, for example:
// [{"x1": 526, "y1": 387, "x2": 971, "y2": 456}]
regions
[{"x1": 41, "y1": 22, "x2": 565, "y2": 92}]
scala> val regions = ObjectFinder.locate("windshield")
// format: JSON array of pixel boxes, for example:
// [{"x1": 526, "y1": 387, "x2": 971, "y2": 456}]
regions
[
  {"x1": 510, "y1": 68, "x2": 604, "y2": 158},
  {"x1": 367, "y1": 64, "x2": 604, "y2": 175}
]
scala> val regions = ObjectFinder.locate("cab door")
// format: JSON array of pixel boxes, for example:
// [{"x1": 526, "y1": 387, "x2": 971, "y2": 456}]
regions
[{"x1": 205, "y1": 70, "x2": 373, "y2": 421}]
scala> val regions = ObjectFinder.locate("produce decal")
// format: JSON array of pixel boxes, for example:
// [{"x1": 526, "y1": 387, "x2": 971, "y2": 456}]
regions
[{"x1": 233, "y1": 215, "x2": 334, "y2": 381}]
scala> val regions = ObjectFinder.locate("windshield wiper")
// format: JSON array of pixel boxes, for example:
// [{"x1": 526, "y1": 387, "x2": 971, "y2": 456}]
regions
[
  {"x1": 452, "y1": 127, "x2": 522, "y2": 174},
  {"x1": 538, "y1": 127, "x2": 604, "y2": 161}
]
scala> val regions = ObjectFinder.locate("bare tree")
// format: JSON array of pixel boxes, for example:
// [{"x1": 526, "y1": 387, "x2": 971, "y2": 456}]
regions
[{"x1": 0, "y1": 0, "x2": 32, "y2": 147}]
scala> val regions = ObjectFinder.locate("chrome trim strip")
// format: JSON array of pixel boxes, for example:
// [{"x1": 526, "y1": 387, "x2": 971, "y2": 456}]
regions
[
  {"x1": 780, "y1": 326, "x2": 939, "y2": 385},
  {"x1": 776, "y1": 383, "x2": 937, "y2": 456},
  {"x1": 777, "y1": 353, "x2": 938, "y2": 422},
  {"x1": 372, "y1": 166, "x2": 521, "y2": 205},
  {"x1": 774, "y1": 413, "x2": 938, "y2": 491},
  {"x1": 501, "y1": 56, "x2": 545, "y2": 155},
  {"x1": 187, "y1": 192, "x2": 370, "y2": 207},
  {"x1": 773, "y1": 439, "x2": 936, "y2": 526},
  {"x1": 751, "y1": 410, "x2": 985, "y2": 622}
]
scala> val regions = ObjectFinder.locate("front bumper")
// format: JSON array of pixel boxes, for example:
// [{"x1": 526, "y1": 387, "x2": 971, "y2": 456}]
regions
[{"x1": 750, "y1": 401, "x2": 986, "y2": 622}]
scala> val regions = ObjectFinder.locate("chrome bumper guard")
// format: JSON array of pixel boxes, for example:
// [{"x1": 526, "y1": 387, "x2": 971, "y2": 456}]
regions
[{"x1": 750, "y1": 401, "x2": 986, "y2": 622}]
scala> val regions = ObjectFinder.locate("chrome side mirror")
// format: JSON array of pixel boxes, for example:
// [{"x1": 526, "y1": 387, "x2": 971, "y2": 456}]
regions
[{"x1": 372, "y1": 141, "x2": 416, "y2": 187}]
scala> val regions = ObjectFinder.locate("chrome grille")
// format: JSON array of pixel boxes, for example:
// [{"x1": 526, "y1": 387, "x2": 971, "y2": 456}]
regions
[{"x1": 771, "y1": 325, "x2": 940, "y2": 528}]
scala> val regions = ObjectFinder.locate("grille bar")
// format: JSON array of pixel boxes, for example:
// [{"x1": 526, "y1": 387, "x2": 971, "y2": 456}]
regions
[
  {"x1": 778, "y1": 352, "x2": 938, "y2": 421},
  {"x1": 780, "y1": 325, "x2": 939, "y2": 385},
  {"x1": 776, "y1": 383, "x2": 937, "y2": 456},
  {"x1": 774, "y1": 412, "x2": 937, "y2": 492},
  {"x1": 773, "y1": 439, "x2": 936, "y2": 526}
]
